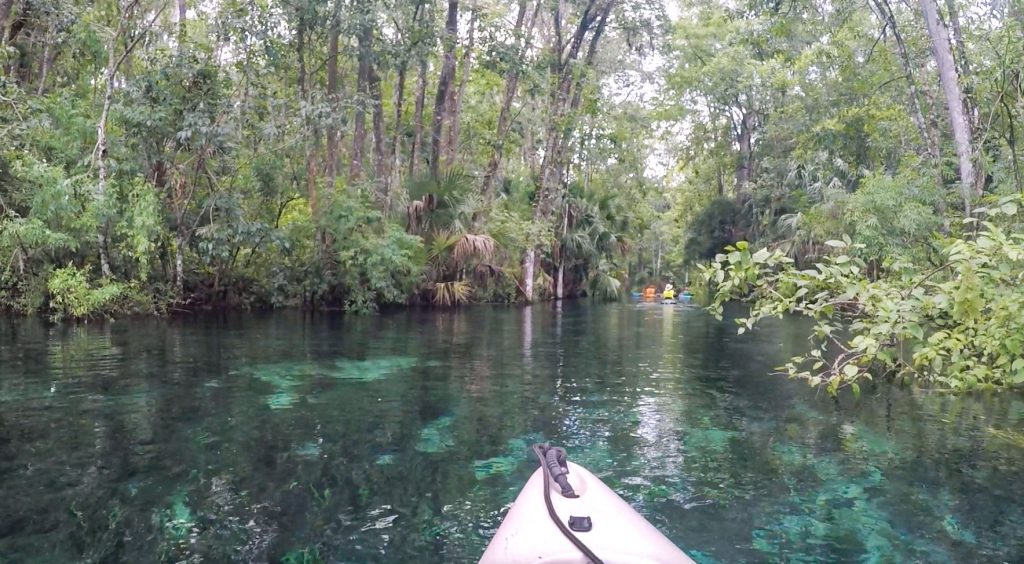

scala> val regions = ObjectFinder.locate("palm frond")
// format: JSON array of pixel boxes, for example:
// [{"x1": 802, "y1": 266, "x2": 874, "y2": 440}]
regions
[
  {"x1": 432, "y1": 280, "x2": 472, "y2": 307},
  {"x1": 453, "y1": 233, "x2": 496, "y2": 264},
  {"x1": 427, "y1": 230, "x2": 461, "y2": 262},
  {"x1": 587, "y1": 269, "x2": 622, "y2": 301}
]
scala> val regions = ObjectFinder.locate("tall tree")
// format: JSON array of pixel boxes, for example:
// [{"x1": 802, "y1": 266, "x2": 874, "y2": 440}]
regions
[
  {"x1": 871, "y1": 0, "x2": 939, "y2": 160},
  {"x1": 429, "y1": 0, "x2": 458, "y2": 180},
  {"x1": 325, "y1": 6, "x2": 342, "y2": 197},
  {"x1": 479, "y1": 0, "x2": 540, "y2": 205},
  {"x1": 919, "y1": 0, "x2": 979, "y2": 209},
  {"x1": 445, "y1": 0, "x2": 477, "y2": 166},
  {"x1": 95, "y1": 0, "x2": 163, "y2": 278},
  {"x1": 350, "y1": 14, "x2": 371, "y2": 183},
  {"x1": 0, "y1": 0, "x2": 13, "y2": 43},
  {"x1": 522, "y1": 0, "x2": 616, "y2": 302}
]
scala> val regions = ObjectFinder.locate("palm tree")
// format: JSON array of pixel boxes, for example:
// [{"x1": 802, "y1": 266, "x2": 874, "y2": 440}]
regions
[
  {"x1": 551, "y1": 189, "x2": 630, "y2": 301},
  {"x1": 405, "y1": 169, "x2": 499, "y2": 305}
]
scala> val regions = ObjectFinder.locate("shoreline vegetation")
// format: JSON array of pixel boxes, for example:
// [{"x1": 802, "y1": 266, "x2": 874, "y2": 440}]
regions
[{"x1": 2, "y1": 0, "x2": 1024, "y2": 392}]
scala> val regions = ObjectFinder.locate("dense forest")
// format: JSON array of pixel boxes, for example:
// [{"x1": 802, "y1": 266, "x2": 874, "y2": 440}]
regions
[{"x1": 1, "y1": 0, "x2": 1022, "y2": 325}]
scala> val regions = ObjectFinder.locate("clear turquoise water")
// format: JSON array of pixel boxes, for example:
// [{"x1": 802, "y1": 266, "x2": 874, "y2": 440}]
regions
[{"x1": 1, "y1": 303, "x2": 1023, "y2": 562}]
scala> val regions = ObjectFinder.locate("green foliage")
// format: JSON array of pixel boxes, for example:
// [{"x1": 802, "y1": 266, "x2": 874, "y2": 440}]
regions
[
  {"x1": 841, "y1": 172, "x2": 943, "y2": 265},
  {"x1": 46, "y1": 266, "x2": 129, "y2": 321},
  {"x1": 114, "y1": 177, "x2": 166, "y2": 280},
  {"x1": 587, "y1": 260, "x2": 624, "y2": 301},
  {"x1": 323, "y1": 197, "x2": 423, "y2": 313},
  {"x1": 684, "y1": 197, "x2": 746, "y2": 263},
  {"x1": 701, "y1": 196, "x2": 1024, "y2": 394}
]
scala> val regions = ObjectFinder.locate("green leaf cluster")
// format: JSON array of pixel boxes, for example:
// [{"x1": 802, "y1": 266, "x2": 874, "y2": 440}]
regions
[{"x1": 701, "y1": 196, "x2": 1024, "y2": 394}]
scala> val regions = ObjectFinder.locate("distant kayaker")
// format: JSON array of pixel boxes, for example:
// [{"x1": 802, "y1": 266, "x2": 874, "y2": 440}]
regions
[{"x1": 662, "y1": 283, "x2": 676, "y2": 300}]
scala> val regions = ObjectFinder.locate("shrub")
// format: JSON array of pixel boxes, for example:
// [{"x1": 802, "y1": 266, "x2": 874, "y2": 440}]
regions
[
  {"x1": 701, "y1": 195, "x2": 1024, "y2": 394},
  {"x1": 322, "y1": 197, "x2": 424, "y2": 313},
  {"x1": 684, "y1": 197, "x2": 747, "y2": 262},
  {"x1": 47, "y1": 266, "x2": 129, "y2": 320}
]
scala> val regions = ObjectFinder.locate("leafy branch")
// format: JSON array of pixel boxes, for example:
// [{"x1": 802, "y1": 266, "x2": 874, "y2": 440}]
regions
[{"x1": 700, "y1": 195, "x2": 1024, "y2": 394}]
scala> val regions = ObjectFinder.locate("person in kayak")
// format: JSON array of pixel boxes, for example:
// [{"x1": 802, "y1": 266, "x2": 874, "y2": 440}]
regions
[{"x1": 662, "y1": 283, "x2": 676, "y2": 301}]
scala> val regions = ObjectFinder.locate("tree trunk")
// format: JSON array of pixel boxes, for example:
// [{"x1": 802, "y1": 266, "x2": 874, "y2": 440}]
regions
[
  {"x1": 919, "y1": 0, "x2": 979, "y2": 208},
  {"x1": 873, "y1": 0, "x2": 939, "y2": 159},
  {"x1": 410, "y1": 58, "x2": 428, "y2": 179},
  {"x1": 176, "y1": 0, "x2": 186, "y2": 46},
  {"x1": 350, "y1": 22, "x2": 371, "y2": 183},
  {"x1": 36, "y1": 39, "x2": 54, "y2": 95},
  {"x1": 533, "y1": 0, "x2": 611, "y2": 222},
  {"x1": 325, "y1": 14, "x2": 340, "y2": 197},
  {"x1": 94, "y1": 80, "x2": 112, "y2": 282},
  {"x1": 174, "y1": 230, "x2": 186, "y2": 296},
  {"x1": 522, "y1": 248, "x2": 536, "y2": 303},
  {"x1": 306, "y1": 148, "x2": 319, "y2": 221},
  {"x1": 296, "y1": 14, "x2": 319, "y2": 219},
  {"x1": 524, "y1": 125, "x2": 537, "y2": 176},
  {"x1": 735, "y1": 108, "x2": 754, "y2": 195},
  {"x1": 390, "y1": 62, "x2": 408, "y2": 189},
  {"x1": 369, "y1": 59, "x2": 387, "y2": 203},
  {"x1": 429, "y1": 0, "x2": 458, "y2": 180},
  {"x1": 0, "y1": 0, "x2": 13, "y2": 44},
  {"x1": 555, "y1": 198, "x2": 568, "y2": 300},
  {"x1": 389, "y1": 62, "x2": 405, "y2": 171},
  {"x1": 943, "y1": 0, "x2": 973, "y2": 113},
  {"x1": 95, "y1": 0, "x2": 159, "y2": 278},
  {"x1": 555, "y1": 258, "x2": 564, "y2": 300},
  {"x1": 943, "y1": 0, "x2": 982, "y2": 183},
  {"x1": 388, "y1": 1, "x2": 425, "y2": 191},
  {"x1": 446, "y1": 1, "x2": 476, "y2": 166},
  {"x1": 478, "y1": 0, "x2": 539, "y2": 204}
]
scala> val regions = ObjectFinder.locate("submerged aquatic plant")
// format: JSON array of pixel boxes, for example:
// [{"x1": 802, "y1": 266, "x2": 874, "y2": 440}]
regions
[
  {"x1": 162, "y1": 491, "x2": 194, "y2": 541},
  {"x1": 281, "y1": 546, "x2": 324, "y2": 564},
  {"x1": 416, "y1": 415, "x2": 456, "y2": 453},
  {"x1": 331, "y1": 356, "x2": 421, "y2": 381},
  {"x1": 472, "y1": 435, "x2": 543, "y2": 480},
  {"x1": 239, "y1": 356, "x2": 424, "y2": 408}
]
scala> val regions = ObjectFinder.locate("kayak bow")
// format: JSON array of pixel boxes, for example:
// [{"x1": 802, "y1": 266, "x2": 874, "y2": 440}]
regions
[{"x1": 479, "y1": 444, "x2": 693, "y2": 564}]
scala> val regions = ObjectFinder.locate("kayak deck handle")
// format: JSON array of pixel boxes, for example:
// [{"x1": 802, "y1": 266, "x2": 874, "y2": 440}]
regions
[
  {"x1": 568, "y1": 515, "x2": 593, "y2": 532},
  {"x1": 544, "y1": 446, "x2": 578, "y2": 498},
  {"x1": 532, "y1": 444, "x2": 604, "y2": 564}
]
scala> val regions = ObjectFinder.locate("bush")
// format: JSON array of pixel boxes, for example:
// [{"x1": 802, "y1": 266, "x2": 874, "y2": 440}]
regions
[
  {"x1": 701, "y1": 195, "x2": 1024, "y2": 394},
  {"x1": 322, "y1": 197, "x2": 424, "y2": 313},
  {"x1": 47, "y1": 266, "x2": 130, "y2": 320},
  {"x1": 684, "y1": 197, "x2": 747, "y2": 262},
  {"x1": 842, "y1": 172, "x2": 942, "y2": 265}
]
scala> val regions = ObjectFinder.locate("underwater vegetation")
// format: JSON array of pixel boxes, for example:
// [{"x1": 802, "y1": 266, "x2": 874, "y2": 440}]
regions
[
  {"x1": 154, "y1": 489, "x2": 197, "y2": 561},
  {"x1": 416, "y1": 415, "x2": 456, "y2": 453},
  {"x1": 472, "y1": 435, "x2": 545, "y2": 480},
  {"x1": 238, "y1": 356, "x2": 423, "y2": 409}
]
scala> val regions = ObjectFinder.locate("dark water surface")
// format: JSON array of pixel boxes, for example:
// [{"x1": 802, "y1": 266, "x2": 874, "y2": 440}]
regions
[{"x1": 2, "y1": 304, "x2": 1023, "y2": 562}]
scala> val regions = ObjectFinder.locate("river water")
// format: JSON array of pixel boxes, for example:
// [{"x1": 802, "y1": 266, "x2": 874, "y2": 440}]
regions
[{"x1": 1, "y1": 303, "x2": 1023, "y2": 562}]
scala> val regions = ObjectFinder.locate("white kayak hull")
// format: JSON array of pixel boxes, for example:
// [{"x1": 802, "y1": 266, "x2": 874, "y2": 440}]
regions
[{"x1": 479, "y1": 461, "x2": 694, "y2": 564}]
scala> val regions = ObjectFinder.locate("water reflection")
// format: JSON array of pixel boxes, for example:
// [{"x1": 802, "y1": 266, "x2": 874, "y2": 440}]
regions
[{"x1": 0, "y1": 306, "x2": 1023, "y2": 562}]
